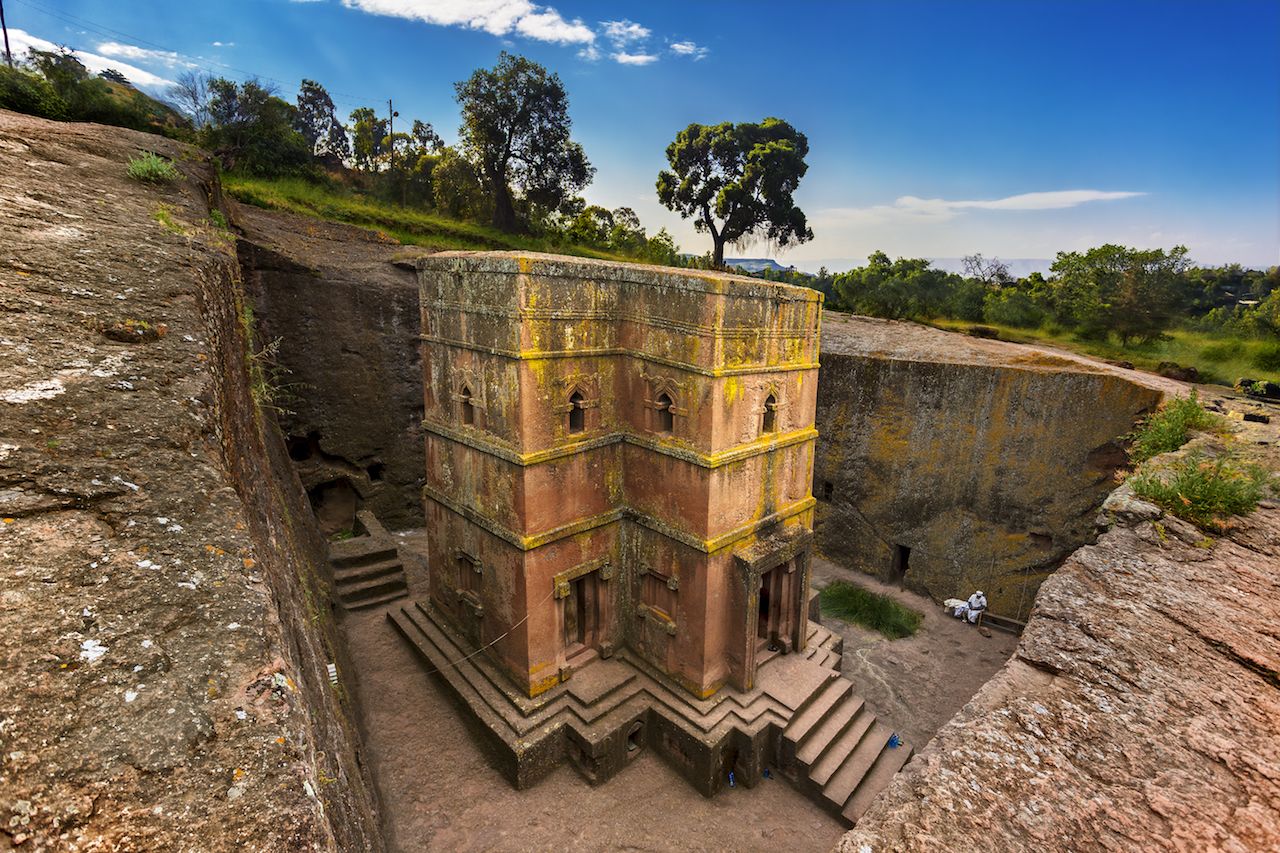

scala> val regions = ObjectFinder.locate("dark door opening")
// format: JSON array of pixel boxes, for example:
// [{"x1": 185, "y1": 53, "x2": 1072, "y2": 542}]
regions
[
  {"x1": 757, "y1": 566, "x2": 783, "y2": 650},
  {"x1": 891, "y1": 544, "x2": 910, "y2": 584},
  {"x1": 564, "y1": 571, "x2": 601, "y2": 659}
]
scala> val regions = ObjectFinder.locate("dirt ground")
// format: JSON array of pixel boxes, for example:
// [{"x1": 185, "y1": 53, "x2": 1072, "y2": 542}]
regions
[
  {"x1": 340, "y1": 603, "x2": 845, "y2": 853},
  {"x1": 809, "y1": 557, "x2": 1019, "y2": 749}
]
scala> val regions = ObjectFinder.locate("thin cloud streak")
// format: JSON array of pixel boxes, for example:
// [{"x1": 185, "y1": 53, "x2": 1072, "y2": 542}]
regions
[
  {"x1": 97, "y1": 41, "x2": 200, "y2": 69},
  {"x1": 820, "y1": 189, "x2": 1146, "y2": 225}
]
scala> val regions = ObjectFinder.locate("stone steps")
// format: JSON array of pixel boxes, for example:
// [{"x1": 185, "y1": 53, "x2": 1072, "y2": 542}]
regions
[
  {"x1": 781, "y1": 676, "x2": 913, "y2": 827},
  {"x1": 390, "y1": 603, "x2": 523, "y2": 738},
  {"x1": 333, "y1": 557, "x2": 403, "y2": 584},
  {"x1": 841, "y1": 734, "x2": 914, "y2": 825},
  {"x1": 326, "y1": 514, "x2": 407, "y2": 609},
  {"x1": 330, "y1": 542, "x2": 398, "y2": 570}
]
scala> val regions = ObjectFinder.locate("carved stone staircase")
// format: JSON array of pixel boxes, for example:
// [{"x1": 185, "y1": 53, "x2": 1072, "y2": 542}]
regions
[
  {"x1": 780, "y1": 676, "x2": 913, "y2": 825},
  {"x1": 329, "y1": 510, "x2": 408, "y2": 610}
]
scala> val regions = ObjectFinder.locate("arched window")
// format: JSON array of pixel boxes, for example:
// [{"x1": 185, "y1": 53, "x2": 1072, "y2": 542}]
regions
[
  {"x1": 568, "y1": 390, "x2": 585, "y2": 434},
  {"x1": 460, "y1": 384, "x2": 475, "y2": 426},
  {"x1": 762, "y1": 393, "x2": 777, "y2": 434},
  {"x1": 656, "y1": 392, "x2": 674, "y2": 434}
]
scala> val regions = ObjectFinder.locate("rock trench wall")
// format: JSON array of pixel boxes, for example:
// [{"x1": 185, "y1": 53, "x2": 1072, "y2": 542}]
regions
[
  {"x1": 813, "y1": 351, "x2": 1163, "y2": 617},
  {"x1": 236, "y1": 215, "x2": 424, "y2": 532}
]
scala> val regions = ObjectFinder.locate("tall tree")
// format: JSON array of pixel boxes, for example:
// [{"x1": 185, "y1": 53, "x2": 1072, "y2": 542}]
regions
[
  {"x1": 205, "y1": 78, "x2": 309, "y2": 174},
  {"x1": 962, "y1": 253, "x2": 1012, "y2": 286},
  {"x1": 454, "y1": 52, "x2": 594, "y2": 232},
  {"x1": 295, "y1": 79, "x2": 350, "y2": 167},
  {"x1": 348, "y1": 106, "x2": 388, "y2": 172},
  {"x1": 1049, "y1": 244, "x2": 1190, "y2": 344},
  {"x1": 169, "y1": 70, "x2": 211, "y2": 128},
  {"x1": 656, "y1": 117, "x2": 813, "y2": 266}
]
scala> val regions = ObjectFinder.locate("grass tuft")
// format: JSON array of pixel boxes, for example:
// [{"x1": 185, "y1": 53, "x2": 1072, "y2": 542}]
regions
[
  {"x1": 1130, "y1": 452, "x2": 1270, "y2": 531},
  {"x1": 127, "y1": 151, "x2": 180, "y2": 184},
  {"x1": 1128, "y1": 392, "x2": 1225, "y2": 463},
  {"x1": 819, "y1": 581, "x2": 923, "y2": 639}
]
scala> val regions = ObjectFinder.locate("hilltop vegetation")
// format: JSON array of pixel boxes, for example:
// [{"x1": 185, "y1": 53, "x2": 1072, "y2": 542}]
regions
[{"x1": 758, "y1": 250, "x2": 1280, "y2": 386}]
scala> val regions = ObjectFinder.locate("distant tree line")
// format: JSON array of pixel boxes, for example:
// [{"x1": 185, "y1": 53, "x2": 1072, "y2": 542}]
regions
[{"x1": 754, "y1": 246, "x2": 1280, "y2": 348}]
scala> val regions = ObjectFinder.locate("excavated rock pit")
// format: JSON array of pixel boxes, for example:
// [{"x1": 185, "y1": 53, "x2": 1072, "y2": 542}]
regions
[{"x1": 4, "y1": 108, "x2": 1277, "y2": 852}]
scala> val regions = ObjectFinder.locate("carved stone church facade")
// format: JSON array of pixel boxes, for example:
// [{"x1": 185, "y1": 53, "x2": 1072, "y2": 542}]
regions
[{"x1": 418, "y1": 252, "x2": 822, "y2": 699}]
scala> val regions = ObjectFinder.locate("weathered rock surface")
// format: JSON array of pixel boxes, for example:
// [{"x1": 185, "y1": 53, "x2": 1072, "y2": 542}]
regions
[
  {"x1": 0, "y1": 110, "x2": 381, "y2": 849},
  {"x1": 815, "y1": 313, "x2": 1179, "y2": 617},
  {"x1": 840, "y1": 429, "x2": 1280, "y2": 852},
  {"x1": 235, "y1": 205, "x2": 425, "y2": 531}
]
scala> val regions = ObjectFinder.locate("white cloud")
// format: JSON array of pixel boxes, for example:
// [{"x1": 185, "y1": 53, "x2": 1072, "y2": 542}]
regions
[
  {"x1": 669, "y1": 40, "x2": 708, "y2": 60},
  {"x1": 820, "y1": 189, "x2": 1146, "y2": 225},
  {"x1": 341, "y1": 0, "x2": 594, "y2": 44},
  {"x1": 602, "y1": 20, "x2": 650, "y2": 46},
  {"x1": 612, "y1": 51, "x2": 658, "y2": 66},
  {"x1": 514, "y1": 8, "x2": 594, "y2": 44},
  {"x1": 5, "y1": 29, "x2": 177, "y2": 92},
  {"x1": 97, "y1": 41, "x2": 199, "y2": 69},
  {"x1": 211, "y1": 41, "x2": 235, "y2": 48},
  {"x1": 577, "y1": 43, "x2": 601, "y2": 61}
]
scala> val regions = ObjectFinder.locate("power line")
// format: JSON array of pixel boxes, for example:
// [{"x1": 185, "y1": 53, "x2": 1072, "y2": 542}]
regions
[{"x1": 7, "y1": 0, "x2": 386, "y2": 110}]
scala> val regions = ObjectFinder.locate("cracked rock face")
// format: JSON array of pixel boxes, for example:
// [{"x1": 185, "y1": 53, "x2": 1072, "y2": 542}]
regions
[
  {"x1": 0, "y1": 111, "x2": 378, "y2": 850},
  {"x1": 839, "y1": 430, "x2": 1280, "y2": 852}
]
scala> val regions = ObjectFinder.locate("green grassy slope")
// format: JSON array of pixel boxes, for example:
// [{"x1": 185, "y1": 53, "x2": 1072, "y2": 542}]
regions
[
  {"x1": 930, "y1": 319, "x2": 1280, "y2": 386},
  {"x1": 224, "y1": 175, "x2": 642, "y2": 261}
]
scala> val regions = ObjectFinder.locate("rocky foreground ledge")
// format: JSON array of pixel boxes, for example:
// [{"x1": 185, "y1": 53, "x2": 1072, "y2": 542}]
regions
[
  {"x1": 841, "y1": 426, "x2": 1280, "y2": 851},
  {"x1": 0, "y1": 111, "x2": 381, "y2": 849}
]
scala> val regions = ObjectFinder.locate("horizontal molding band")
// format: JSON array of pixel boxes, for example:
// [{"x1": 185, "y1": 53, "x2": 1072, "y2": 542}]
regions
[
  {"x1": 423, "y1": 421, "x2": 819, "y2": 469},
  {"x1": 425, "y1": 300, "x2": 817, "y2": 340},
  {"x1": 424, "y1": 484, "x2": 816, "y2": 554},
  {"x1": 420, "y1": 335, "x2": 819, "y2": 377},
  {"x1": 414, "y1": 257, "x2": 823, "y2": 304}
]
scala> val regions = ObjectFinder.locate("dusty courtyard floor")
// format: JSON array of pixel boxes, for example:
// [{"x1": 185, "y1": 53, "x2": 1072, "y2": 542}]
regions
[
  {"x1": 340, "y1": 590, "x2": 845, "y2": 852},
  {"x1": 810, "y1": 556, "x2": 1019, "y2": 749}
]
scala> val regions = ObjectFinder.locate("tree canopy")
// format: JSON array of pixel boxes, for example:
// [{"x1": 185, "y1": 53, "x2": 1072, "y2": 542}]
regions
[
  {"x1": 296, "y1": 79, "x2": 350, "y2": 167},
  {"x1": 656, "y1": 117, "x2": 813, "y2": 266},
  {"x1": 454, "y1": 52, "x2": 593, "y2": 232}
]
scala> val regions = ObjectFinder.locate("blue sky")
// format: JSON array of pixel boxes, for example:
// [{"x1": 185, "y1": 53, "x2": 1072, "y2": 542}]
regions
[{"x1": 7, "y1": 0, "x2": 1278, "y2": 270}]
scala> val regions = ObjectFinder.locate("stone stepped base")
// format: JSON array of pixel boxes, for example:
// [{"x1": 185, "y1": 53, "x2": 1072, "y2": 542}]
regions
[
  {"x1": 781, "y1": 671, "x2": 913, "y2": 826},
  {"x1": 390, "y1": 598, "x2": 911, "y2": 821},
  {"x1": 328, "y1": 510, "x2": 408, "y2": 610}
]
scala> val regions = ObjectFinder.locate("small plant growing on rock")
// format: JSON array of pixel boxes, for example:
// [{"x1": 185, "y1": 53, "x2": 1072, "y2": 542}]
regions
[
  {"x1": 1130, "y1": 451, "x2": 1269, "y2": 531},
  {"x1": 151, "y1": 204, "x2": 187, "y2": 235},
  {"x1": 1129, "y1": 392, "x2": 1224, "y2": 463},
  {"x1": 127, "y1": 151, "x2": 180, "y2": 184},
  {"x1": 90, "y1": 317, "x2": 168, "y2": 344}
]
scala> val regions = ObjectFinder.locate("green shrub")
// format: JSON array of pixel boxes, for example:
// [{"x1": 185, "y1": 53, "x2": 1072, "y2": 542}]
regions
[
  {"x1": 1129, "y1": 391, "x2": 1224, "y2": 463},
  {"x1": 1131, "y1": 452, "x2": 1269, "y2": 530},
  {"x1": 1251, "y1": 341, "x2": 1280, "y2": 372},
  {"x1": 0, "y1": 65, "x2": 65, "y2": 118},
  {"x1": 819, "y1": 581, "x2": 923, "y2": 639},
  {"x1": 128, "y1": 151, "x2": 181, "y2": 184}
]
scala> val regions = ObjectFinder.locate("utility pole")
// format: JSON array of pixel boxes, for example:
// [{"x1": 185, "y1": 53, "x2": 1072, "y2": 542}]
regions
[
  {"x1": 388, "y1": 98, "x2": 402, "y2": 205},
  {"x1": 1, "y1": 0, "x2": 14, "y2": 70}
]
